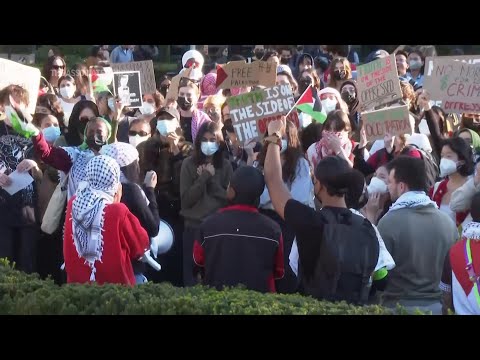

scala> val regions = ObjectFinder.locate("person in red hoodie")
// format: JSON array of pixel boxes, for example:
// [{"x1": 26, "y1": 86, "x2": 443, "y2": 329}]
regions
[{"x1": 63, "y1": 155, "x2": 149, "y2": 286}]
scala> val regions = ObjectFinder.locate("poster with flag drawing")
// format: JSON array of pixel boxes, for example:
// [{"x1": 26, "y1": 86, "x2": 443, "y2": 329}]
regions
[{"x1": 290, "y1": 85, "x2": 326, "y2": 124}]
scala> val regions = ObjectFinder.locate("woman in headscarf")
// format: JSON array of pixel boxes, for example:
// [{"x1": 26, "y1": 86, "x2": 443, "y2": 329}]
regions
[
  {"x1": 198, "y1": 73, "x2": 220, "y2": 111},
  {"x1": 100, "y1": 142, "x2": 160, "y2": 284},
  {"x1": 340, "y1": 80, "x2": 361, "y2": 142},
  {"x1": 63, "y1": 155, "x2": 149, "y2": 285}
]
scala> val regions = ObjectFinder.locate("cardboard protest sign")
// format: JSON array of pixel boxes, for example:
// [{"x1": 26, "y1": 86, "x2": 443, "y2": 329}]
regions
[
  {"x1": 111, "y1": 60, "x2": 156, "y2": 94},
  {"x1": 356, "y1": 54, "x2": 403, "y2": 110},
  {"x1": 227, "y1": 84, "x2": 295, "y2": 146},
  {"x1": 424, "y1": 56, "x2": 480, "y2": 113},
  {"x1": 216, "y1": 60, "x2": 277, "y2": 90},
  {"x1": 113, "y1": 71, "x2": 143, "y2": 108},
  {"x1": 361, "y1": 105, "x2": 411, "y2": 141},
  {"x1": 0, "y1": 58, "x2": 40, "y2": 114},
  {"x1": 165, "y1": 68, "x2": 194, "y2": 101}
]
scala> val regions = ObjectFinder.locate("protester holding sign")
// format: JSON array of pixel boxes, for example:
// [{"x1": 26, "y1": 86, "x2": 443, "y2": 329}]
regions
[
  {"x1": 180, "y1": 122, "x2": 232, "y2": 286},
  {"x1": 0, "y1": 85, "x2": 40, "y2": 274}
]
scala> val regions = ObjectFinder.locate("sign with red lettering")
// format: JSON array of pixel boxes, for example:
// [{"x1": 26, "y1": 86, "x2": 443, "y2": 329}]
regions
[
  {"x1": 216, "y1": 60, "x2": 277, "y2": 90},
  {"x1": 356, "y1": 54, "x2": 403, "y2": 110},
  {"x1": 424, "y1": 56, "x2": 480, "y2": 114},
  {"x1": 361, "y1": 105, "x2": 411, "y2": 141},
  {"x1": 227, "y1": 84, "x2": 295, "y2": 146}
]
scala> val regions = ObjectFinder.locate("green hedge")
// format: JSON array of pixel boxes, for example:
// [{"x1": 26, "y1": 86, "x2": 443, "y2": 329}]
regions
[{"x1": 0, "y1": 260, "x2": 413, "y2": 315}]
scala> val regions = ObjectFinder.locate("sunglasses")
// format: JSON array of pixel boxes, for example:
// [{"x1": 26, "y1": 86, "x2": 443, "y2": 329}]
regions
[
  {"x1": 52, "y1": 65, "x2": 65, "y2": 70},
  {"x1": 129, "y1": 130, "x2": 150, "y2": 137}
]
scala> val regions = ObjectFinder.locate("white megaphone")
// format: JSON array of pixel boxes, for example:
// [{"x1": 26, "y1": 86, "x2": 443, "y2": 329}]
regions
[
  {"x1": 150, "y1": 219, "x2": 175, "y2": 258},
  {"x1": 140, "y1": 250, "x2": 161, "y2": 271}
]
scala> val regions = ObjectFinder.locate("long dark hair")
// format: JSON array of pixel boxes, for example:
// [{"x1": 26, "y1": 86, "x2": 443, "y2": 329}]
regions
[
  {"x1": 193, "y1": 121, "x2": 225, "y2": 168},
  {"x1": 121, "y1": 161, "x2": 141, "y2": 185},
  {"x1": 65, "y1": 100, "x2": 99, "y2": 146},
  {"x1": 257, "y1": 120, "x2": 304, "y2": 183},
  {"x1": 441, "y1": 137, "x2": 475, "y2": 177},
  {"x1": 36, "y1": 93, "x2": 66, "y2": 129},
  {"x1": 42, "y1": 56, "x2": 67, "y2": 83}
]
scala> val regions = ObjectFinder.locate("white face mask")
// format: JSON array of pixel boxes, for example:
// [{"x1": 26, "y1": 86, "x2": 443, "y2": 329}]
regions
[
  {"x1": 108, "y1": 98, "x2": 116, "y2": 112},
  {"x1": 201, "y1": 141, "x2": 219, "y2": 156},
  {"x1": 367, "y1": 177, "x2": 388, "y2": 195},
  {"x1": 129, "y1": 134, "x2": 149, "y2": 148},
  {"x1": 321, "y1": 98, "x2": 337, "y2": 114},
  {"x1": 140, "y1": 102, "x2": 156, "y2": 115},
  {"x1": 60, "y1": 85, "x2": 75, "y2": 99},
  {"x1": 439, "y1": 158, "x2": 458, "y2": 177}
]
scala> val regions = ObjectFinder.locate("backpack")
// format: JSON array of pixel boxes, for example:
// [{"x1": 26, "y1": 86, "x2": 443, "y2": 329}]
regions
[
  {"x1": 404, "y1": 144, "x2": 439, "y2": 190},
  {"x1": 297, "y1": 208, "x2": 379, "y2": 305}
]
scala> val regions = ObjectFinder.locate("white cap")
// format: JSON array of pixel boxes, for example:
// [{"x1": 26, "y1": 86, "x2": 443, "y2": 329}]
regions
[{"x1": 182, "y1": 50, "x2": 204, "y2": 69}]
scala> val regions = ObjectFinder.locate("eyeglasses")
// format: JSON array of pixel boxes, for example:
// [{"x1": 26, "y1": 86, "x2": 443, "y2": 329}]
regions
[
  {"x1": 52, "y1": 65, "x2": 65, "y2": 70},
  {"x1": 129, "y1": 130, "x2": 150, "y2": 137}
]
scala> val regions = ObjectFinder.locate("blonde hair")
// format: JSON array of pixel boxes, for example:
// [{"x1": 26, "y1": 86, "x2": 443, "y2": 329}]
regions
[{"x1": 203, "y1": 94, "x2": 226, "y2": 109}]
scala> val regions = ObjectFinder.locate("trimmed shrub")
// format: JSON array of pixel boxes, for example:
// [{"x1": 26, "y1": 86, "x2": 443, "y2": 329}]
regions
[{"x1": 0, "y1": 260, "x2": 410, "y2": 315}]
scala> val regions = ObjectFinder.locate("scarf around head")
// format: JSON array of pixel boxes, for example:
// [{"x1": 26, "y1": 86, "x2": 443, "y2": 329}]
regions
[
  {"x1": 463, "y1": 129, "x2": 480, "y2": 153},
  {"x1": 463, "y1": 221, "x2": 480, "y2": 241},
  {"x1": 100, "y1": 142, "x2": 138, "y2": 183},
  {"x1": 312, "y1": 130, "x2": 352, "y2": 169},
  {"x1": 72, "y1": 155, "x2": 120, "y2": 281},
  {"x1": 340, "y1": 80, "x2": 360, "y2": 117}
]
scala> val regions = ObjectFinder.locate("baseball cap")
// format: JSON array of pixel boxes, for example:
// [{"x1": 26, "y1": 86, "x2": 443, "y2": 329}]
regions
[
  {"x1": 277, "y1": 64, "x2": 293, "y2": 75},
  {"x1": 158, "y1": 106, "x2": 180, "y2": 121}
]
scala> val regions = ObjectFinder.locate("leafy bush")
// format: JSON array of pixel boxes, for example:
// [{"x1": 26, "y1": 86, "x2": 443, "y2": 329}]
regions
[{"x1": 0, "y1": 259, "x2": 411, "y2": 315}]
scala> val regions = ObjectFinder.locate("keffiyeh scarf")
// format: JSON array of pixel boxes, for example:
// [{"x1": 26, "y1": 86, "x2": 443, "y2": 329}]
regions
[
  {"x1": 72, "y1": 155, "x2": 120, "y2": 281},
  {"x1": 388, "y1": 191, "x2": 438, "y2": 213},
  {"x1": 463, "y1": 222, "x2": 480, "y2": 241}
]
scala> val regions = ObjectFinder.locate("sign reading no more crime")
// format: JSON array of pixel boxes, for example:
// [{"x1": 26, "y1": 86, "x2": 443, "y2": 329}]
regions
[{"x1": 227, "y1": 84, "x2": 295, "y2": 146}]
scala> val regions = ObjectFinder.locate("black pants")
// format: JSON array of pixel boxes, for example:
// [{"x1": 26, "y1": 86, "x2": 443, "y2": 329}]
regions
[
  {"x1": 182, "y1": 225, "x2": 200, "y2": 287},
  {"x1": 0, "y1": 224, "x2": 39, "y2": 274},
  {"x1": 37, "y1": 228, "x2": 66, "y2": 285}
]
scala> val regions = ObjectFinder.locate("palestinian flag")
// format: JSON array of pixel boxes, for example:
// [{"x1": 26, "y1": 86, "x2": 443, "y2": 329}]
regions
[
  {"x1": 294, "y1": 85, "x2": 326, "y2": 124},
  {"x1": 90, "y1": 67, "x2": 112, "y2": 94}
]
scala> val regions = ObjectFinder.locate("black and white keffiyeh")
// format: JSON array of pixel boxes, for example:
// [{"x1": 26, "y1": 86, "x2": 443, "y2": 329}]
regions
[
  {"x1": 72, "y1": 155, "x2": 120, "y2": 281},
  {"x1": 100, "y1": 142, "x2": 139, "y2": 184},
  {"x1": 463, "y1": 222, "x2": 480, "y2": 241},
  {"x1": 388, "y1": 191, "x2": 438, "y2": 213},
  {"x1": 62, "y1": 146, "x2": 95, "y2": 200}
]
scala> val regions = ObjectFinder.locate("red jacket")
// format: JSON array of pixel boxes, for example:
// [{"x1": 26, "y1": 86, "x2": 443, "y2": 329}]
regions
[
  {"x1": 429, "y1": 179, "x2": 469, "y2": 227},
  {"x1": 64, "y1": 197, "x2": 150, "y2": 286}
]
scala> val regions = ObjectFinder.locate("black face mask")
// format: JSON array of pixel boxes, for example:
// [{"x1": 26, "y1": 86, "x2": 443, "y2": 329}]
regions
[
  {"x1": 341, "y1": 91, "x2": 356, "y2": 105},
  {"x1": 86, "y1": 133, "x2": 107, "y2": 152},
  {"x1": 280, "y1": 57, "x2": 290, "y2": 65},
  {"x1": 254, "y1": 50, "x2": 265, "y2": 59},
  {"x1": 177, "y1": 96, "x2": 193, "y2": 111},
  {"x1": 333, "y1": 69, "x2": 346, "y2": 81}
]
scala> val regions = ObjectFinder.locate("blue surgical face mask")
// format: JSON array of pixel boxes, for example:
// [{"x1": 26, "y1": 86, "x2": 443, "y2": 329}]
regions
[
  {"x1": 281, "y1": 139, "x2": 288, "y2": 153},
  {"x1": 42, "y1": 126, "x2": 61, "y2": 143},
  {"x1": 201, "y1": 141, "x2": 219, "y2": 156},
  {"x1": 156, "y1": 120, "x2": 177, "y2": 136}
]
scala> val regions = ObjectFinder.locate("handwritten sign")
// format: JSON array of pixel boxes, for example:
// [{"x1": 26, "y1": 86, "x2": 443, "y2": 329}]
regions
[
  {"x1": 111, "y1": 60, "x2": 156, "y2": 94},
  {"x1": 357, "y1": 54, "x2": 402, "y2": 110},
  {"x1": 216, "y1": 60, "x2": 277, "y2": 90},
  {"x1": 0, "y1": 58, "x2": 40, "y2": 114},
  {"x1": 227, "y1": 84, "x2": 295, "y2": 146},
  {"x1": 424, "y1": 56, "x2": 480, "y2": 114},
  {"x1": 165, "y1": 68, "x2": 194, "y2": 101},
  {"x1": 361, "y1": 105, "x2": 411, "y2": 141}
]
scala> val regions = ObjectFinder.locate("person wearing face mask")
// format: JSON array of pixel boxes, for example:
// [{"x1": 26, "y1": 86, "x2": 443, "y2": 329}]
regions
[
  {"x1": 429, "y1": 137, "x2": 474, "y2": 229},
  {"x1": 279, "y1": 46, "x2": 294, "y2": 68},
  {"x1": 137, "y1": 106, "x2": 192, "y2": 286},
  {"x1": 360, "y1": 166, "x2": 392, "y2": 226},
  {"x1": 327, "y1": 58, "x2": 353, "y2": 92},
  {"x1": 0, "y1": 85, "x2": 42, "y2": 274},
  {"x1": 202, "y1": 95, "x2": 225, "y2": 127},
  {"x1": 406, "y1": 50, "x2": 424, "y2": 89},
  {"x1": 257, "y1": 120, "x2": 314, "y2": 293},
  {"x1": 263, "y1": 120, "x2": 380, "y2": 304},
  {"x1": 180, "y1": 122, "x2": 233, "y2": 286},
  {"x1": 193, "y1": 166, "x2": 285, "y2": 292},
  {"x1": 57, "y1": 75, "x2": 82, "y2": 125},
  {"x1": 177, "y1": 79, "x2": 212, "y2": 143},
  {"x1": 307, "y1": 110, "x2": 355, "y2": 170},
  {"x1": 340, "y1": 80, "x2": 360, "y2": 142},
  {"x1": 128, "y1": 118, "x2": 151, "y2": 148},
  {"x1": 318, "y1": 87, "x2": 349, "y2": 116},
  {"x1": 252, "y1": 45, "x2": 265, "y2": 62}
]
